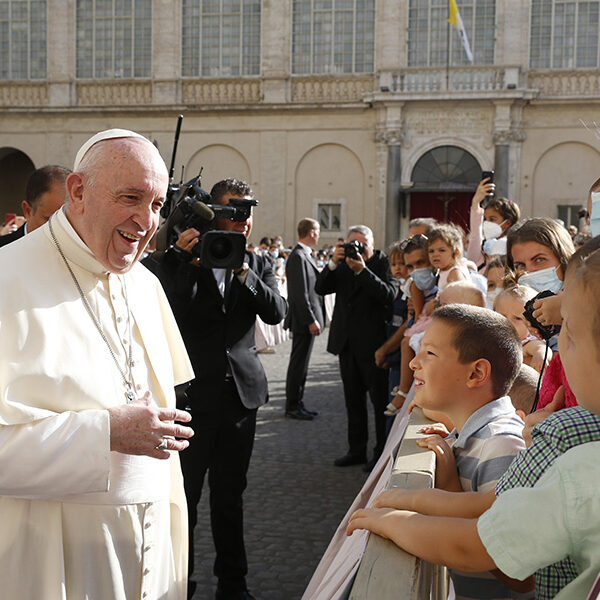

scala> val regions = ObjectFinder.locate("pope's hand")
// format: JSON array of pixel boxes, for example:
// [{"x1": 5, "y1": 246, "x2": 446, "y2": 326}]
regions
[{"x1": 108, "y1": 392, "x2": 194, "y2": 459}]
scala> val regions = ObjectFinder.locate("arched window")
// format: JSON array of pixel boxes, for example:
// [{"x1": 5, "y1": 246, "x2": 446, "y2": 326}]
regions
[
  {"x1": 0, "y1": 0, "x2": 46, "y2": 79},
  {"x1": 182, "y1": 0, "x2": 261, "y2": 77},
  {"x1": 292, "y1": 0, "x2": 375, "y2": 74},
  {"x1": 408, "y1": 0, "x2": 495, "y2": 67},
  {"x1": 76, "y1": 0, "x2": 152, "y2": 78},
  {"x1": 530, "y1": 0, "x2": 599, "y2": 69},
  {"x1": 412, "y1": 145, "x2": 481, "y2": 190}
]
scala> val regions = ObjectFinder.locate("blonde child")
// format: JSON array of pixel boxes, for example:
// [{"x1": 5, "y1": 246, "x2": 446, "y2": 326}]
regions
[
  {"x1": 494, "y1": 285, "x2": 551, "y2": 373},
  {"x1": 347, "y1": 250, "x2": 600, "y2": 600},
  {"x1": 427, "y1": 223, "x2": 469, "y2": 294}
]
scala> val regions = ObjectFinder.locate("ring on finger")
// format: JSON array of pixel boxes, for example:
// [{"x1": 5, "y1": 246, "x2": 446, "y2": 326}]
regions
[{"x1": 156, "y1": 438, "x2": 168, "y2": 451}]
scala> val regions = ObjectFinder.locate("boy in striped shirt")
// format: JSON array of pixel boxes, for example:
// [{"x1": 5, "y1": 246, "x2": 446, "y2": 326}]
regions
[{"x1": 352, "y1": 304, "x2": 530, "y2": 599}]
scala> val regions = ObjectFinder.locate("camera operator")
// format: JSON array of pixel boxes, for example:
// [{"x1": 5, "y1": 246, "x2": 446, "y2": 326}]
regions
[
  {"x1": 156, "y1": 178, "x2": 287, "y2": 600},
  {"x1": 315, "y1": 225, "x2": 397, "y2": 472}
]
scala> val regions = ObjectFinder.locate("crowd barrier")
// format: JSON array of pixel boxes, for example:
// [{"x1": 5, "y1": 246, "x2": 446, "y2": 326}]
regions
[{"x1": 303, "y1": 395, "x2": 445, "y2": 600}]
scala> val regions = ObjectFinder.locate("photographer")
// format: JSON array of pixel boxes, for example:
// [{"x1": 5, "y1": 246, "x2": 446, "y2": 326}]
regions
[
  {"x1": 315, "y1": 225, "x2": 397, "y2": 472},
  {"x1": 156, "y1": 178, "x2": 287, "y2": 600}
]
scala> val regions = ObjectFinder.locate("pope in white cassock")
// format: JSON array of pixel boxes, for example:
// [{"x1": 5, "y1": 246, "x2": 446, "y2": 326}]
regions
[{"x1": 0, "y1": 130, "x2": 196, "y2": 599}]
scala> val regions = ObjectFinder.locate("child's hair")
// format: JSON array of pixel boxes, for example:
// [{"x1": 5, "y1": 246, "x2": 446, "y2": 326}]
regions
[
  {"x1": 506, "y1": 217, "x2": 575, "y2": 275},
  {"x1": 484, "y1": 255, "x2": 507, "y2": 275},
  {"x1": 427, "y1": 223, "x2": 464, "y2": 256},
  {"x1": 484, "y1": 197, "x2": 521, "y2": 226},
  {"x1": 493, "y1": 284, "x2": 537, "y2": 311},
  {"x1": 441, "y1": 281, "x2": 486, "y2": 308},
  {"x1": 388, "y1": 241, "x2": 404, "y2": 262},
  {"x1": 569, "y1": 247, "x2": 600, "y2": 356},
  {"x1": 432, "y1": 304, "x2": 522, "y2": 398},
  {"x1": 565, "y1": 235, "x2": 600, "y2": 279},
  {"x1": 509, "y1": 363, "x2": 538, "y2": 415},
  {"x1": 572, "y1": 232, "x2": 592, "y2": 249}
]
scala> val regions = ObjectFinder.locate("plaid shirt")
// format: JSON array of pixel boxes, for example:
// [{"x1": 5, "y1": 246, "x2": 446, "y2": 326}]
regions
[{"x1": 495, "y1": 407, "x2": 600, "y2": 600}]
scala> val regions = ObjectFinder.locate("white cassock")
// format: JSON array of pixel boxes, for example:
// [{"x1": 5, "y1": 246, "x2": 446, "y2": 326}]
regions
[{"x1": 0, "y1": 208, "x2": 194, "y2": 600}]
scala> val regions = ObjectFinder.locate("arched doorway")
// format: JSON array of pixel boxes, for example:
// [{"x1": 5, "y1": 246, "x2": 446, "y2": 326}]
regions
[
  {"x1": 408, "y1": 145, "x2": 481, "y2": 231},
  {"x1": 0, "y1": 148, "x2": 35, "y2": 217}
]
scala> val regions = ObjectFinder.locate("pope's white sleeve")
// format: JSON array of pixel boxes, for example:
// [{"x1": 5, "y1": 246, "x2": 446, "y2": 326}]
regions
[{"x1": 0, "y1": 409, "x2": 110, "y2": 498}]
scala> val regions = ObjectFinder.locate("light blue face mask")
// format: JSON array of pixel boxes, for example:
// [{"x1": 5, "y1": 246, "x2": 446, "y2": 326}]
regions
[
  {"x1": 411, "y1": 267, "x2": 437, "y2": 291},
  {"x1": 518, "y1": 266, "x2": 563, "y2": 294},
  {"x1": 590, "y1": 192, "x2": 600, "y2": 237}
]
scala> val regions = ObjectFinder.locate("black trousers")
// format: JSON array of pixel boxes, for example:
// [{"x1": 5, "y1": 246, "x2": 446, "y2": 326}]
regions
[
  {"x1": 285, "y1": 330, "x2": 315, "y2": 411},
  {"x1": 180, "y1": 379, "x2": 257, "y2": 592},
  {"x1": 338, "y1": 346, "x2": 389, "y2": 458}
]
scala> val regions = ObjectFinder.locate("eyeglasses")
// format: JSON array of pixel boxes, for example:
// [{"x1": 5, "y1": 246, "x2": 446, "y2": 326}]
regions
[{"x1": 400, "y1": 234, "x2": 428, "y2": 251}]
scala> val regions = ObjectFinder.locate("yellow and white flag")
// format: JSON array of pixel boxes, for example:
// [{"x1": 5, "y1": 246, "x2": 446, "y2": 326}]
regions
[{"x1": 447, "y1": 0, "x2": 473, "y2": 63}]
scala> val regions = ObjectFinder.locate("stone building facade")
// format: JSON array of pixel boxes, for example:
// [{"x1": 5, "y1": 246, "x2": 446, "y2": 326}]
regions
[{"x1": 1, "y1": 0, "x2": 599, "y2": 247}]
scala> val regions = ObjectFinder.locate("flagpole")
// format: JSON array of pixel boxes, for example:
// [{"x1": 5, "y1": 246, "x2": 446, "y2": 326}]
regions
[{"x1": 446, "y1": 18, "x2": 450, "y2": 90}]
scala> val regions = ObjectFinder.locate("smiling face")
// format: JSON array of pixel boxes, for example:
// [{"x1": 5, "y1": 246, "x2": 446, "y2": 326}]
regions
[
  {"x1": 66, "y1": 138, "x2": 168, "y2": 274},
  {"x1": 558, "y1": 277, "x2": 599, "y2": 413},
  {"x1": 510, "y1": 240, "x2": 563, "y2": 279},
  {"x1": 409, "y1": 318, "x2": 471, "y2": 415},
  {"x1": 428, "y1": 238, "x2": 457, "y2": 271}
]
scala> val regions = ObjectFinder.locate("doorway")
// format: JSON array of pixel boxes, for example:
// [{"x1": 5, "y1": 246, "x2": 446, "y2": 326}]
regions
[{"x1": 408, "y1": 145, "x2": 481, "y2": 231}]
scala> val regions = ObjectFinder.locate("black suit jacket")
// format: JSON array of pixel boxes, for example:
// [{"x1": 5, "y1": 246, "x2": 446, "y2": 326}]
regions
[
  {"x1": 0, "y1": 224, "x2": 26, "y2": 248},
  {"x1": 283, "y1": 244, "x2": 325, "y2": 333},
  {"x1": 315, "y1": 250, "x2": 397, "y2": 360},
  {"x1": 157, "y1": 250, "x2": 288, "y2": 410}
]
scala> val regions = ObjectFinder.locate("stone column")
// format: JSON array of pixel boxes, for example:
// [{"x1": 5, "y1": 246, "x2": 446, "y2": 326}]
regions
[
  {"x1": 261, "y1": 0, "x2": 291, "y2": 103},
  {"x1": 153, "y1": 0, "x2": 181, "y2": 105},
  {"x1": 493, "y1": 132, "x2": 510, "y2": 199},
  {"x1": 47, "y1": 0, "x2": 74, "y2": 106},
  {"x1": 375, "y1": 128, "x2": 404, "y2": 248}
]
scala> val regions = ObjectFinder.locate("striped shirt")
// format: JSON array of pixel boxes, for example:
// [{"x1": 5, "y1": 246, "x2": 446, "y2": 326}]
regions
[
  {"x1": 446, "y1": 396, "x2": 528, "y2": 600},
  {"x1": 495, "y1": 406, "x2": 600, "y2": 600}
]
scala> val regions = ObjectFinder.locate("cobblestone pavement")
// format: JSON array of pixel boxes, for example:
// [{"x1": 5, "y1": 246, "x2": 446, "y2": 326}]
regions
[{"x1": 189, "y1": 332, "x2": 377, "y2": 600}]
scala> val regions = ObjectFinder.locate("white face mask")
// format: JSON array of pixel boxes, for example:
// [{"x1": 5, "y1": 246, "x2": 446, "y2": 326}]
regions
[
  {"x1": 482, "y1": 220, "x2": 506, "y2": 241},
  {"x1": 483, "y1": 237, "x2": 507, "y2": 257},
  {"x1": 485, "y1": 287, "x2": 502, "y2": 309},
  {"x1": 591, "y1": 192, "x2": 600, "y2": 237},
  {"x1": 518, "y1": 266, "x2": 563, "y2": 294}
]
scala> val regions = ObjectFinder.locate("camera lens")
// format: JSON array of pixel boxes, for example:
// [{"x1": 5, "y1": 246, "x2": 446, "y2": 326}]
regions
[{"x1": 209, "y1": 237, "x2": 233, "y2": 260}]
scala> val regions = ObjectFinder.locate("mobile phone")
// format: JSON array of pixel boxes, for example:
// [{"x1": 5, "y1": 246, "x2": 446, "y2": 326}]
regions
[
  {"x1": 481, "y1": 171, "x2": 495, "y2": 205},
  {"x1": 4, "y1": 213, "x2": 16, "y2": 226},
  {"x1": 481, "y1": 170, "x2": 494, "y2": 184}
]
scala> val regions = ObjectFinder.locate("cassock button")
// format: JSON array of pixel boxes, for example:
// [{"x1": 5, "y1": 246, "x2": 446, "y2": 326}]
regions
[
  {"x1": 144, "y1": 545, "x2": 151, "y2": 552},
  {"x1": 137, "y1": 384, "x2": 142, "y2": 391},
  {"x1": 143, "y1": 568, "x2": 150, "y2": 575},
  {"x1": 117, "y1": 316, "x2": 122, "y2": 323},
  {"x1": 144, "y1": 522, "x2": 151, "y2": 529}
]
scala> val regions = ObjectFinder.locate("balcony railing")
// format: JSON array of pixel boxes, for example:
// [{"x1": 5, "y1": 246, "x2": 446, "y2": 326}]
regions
[{"x1": 3, "y1": 67, "x2": 600, "y2": 109}]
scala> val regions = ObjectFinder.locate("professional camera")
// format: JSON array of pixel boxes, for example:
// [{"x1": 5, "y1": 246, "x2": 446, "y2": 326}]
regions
[
  {"x1": 342, "y1": 240, "x2": 365, "y2": 260},
  {"x1": 155, "y1": 116, "x2": 257, "y2": 269},
  {"x1": 523, "y1": 290, "x2": 559, "y2": 342}
]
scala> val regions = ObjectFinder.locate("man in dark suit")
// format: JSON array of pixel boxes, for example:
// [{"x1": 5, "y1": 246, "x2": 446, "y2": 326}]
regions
[
  {"x1": 283, "y1": 218, "x2": 325, "y2": 420},
  {"x1": 156, "y1": 179, "x2": 287, "y2": 600},
  {"x1": 0, "y1": 165, "x2": 69, "y2": 248},
  {"x1": 315, "y1": 225, "x2": 397, "y2": 472}
]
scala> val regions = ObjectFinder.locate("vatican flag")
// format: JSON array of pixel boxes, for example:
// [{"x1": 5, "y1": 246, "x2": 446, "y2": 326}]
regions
[{"x1": 447, "y1": 0, "x2": 473, "y2": 63}]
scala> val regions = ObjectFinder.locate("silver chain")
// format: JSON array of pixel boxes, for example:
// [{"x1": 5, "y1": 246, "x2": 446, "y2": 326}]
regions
[{"x1": 48, "y1": 215, "x2": 136, "y2": 402}]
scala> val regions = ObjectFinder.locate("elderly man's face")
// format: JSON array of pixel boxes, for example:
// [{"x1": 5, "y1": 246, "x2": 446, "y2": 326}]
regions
[{"x1": 67, "y1": 139, "x2": 168, "y2": 273}]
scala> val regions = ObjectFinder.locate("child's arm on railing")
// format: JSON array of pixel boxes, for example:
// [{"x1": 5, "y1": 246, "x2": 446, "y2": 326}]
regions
[{"x1": 372, "y1": 487, "x2": 495, "y2": 518}]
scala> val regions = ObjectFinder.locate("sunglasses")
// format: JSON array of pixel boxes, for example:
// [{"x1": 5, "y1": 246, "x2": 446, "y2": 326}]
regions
[{"x1": 400, "y1": 234, "x2": 428, "y2": 251}]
